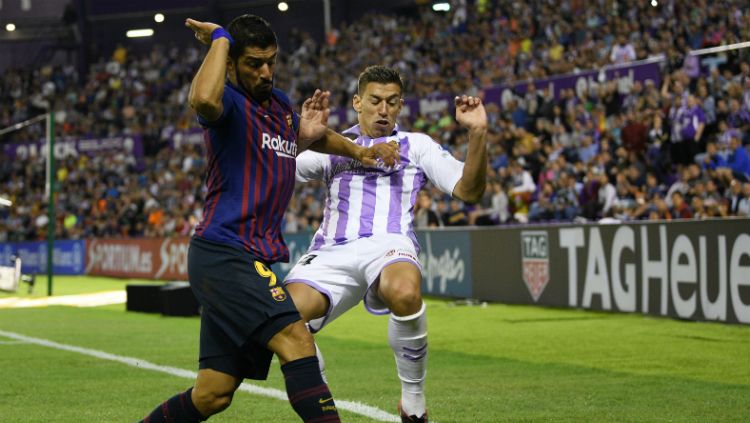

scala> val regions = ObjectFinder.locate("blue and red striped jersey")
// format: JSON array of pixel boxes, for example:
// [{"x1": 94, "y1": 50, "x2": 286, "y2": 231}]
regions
[{"x1": 194, "y1": 83, "x2": 300, "y2": 263}]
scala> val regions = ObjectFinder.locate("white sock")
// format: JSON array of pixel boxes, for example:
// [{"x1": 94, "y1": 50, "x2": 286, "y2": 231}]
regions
[
  {"x1": 315, "y1": 342, "x2": 328, "y2": 384},
  {"x1": 388, "y1": 302, "x2": 427, "y2": 417}
]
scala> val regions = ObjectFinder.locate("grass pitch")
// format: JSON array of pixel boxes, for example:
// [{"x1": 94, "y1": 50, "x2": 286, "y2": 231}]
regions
[{"x1": 0, "y1": 276, "x2": 748, "y2": 422}]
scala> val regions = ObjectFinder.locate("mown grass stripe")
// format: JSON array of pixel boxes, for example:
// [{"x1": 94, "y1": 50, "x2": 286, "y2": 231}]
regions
[{"x1": 0, "y1": 329, "x2": 400, "y2": 422}]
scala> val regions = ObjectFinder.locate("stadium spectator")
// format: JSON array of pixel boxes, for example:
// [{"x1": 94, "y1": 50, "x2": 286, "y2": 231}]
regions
[
  {"x1": 680, "y1": 94, "x2": 706, "y2": 152},
  {"x1": 414, "y1": 190, "x2": 442, "y2": 228},
  {"x1": 727, "y1": 179, "x2": 745, "y2": 215},
  {"x1": 650, "y1": 196, "x2": 673, "y2": 220},
  {"x1": 722, "y1": 136, "x2": 750, "y2": 181},
  {"x1": 726, "y1": 98, "x2": 750, "y2": 134},
  {"x1": 737, "y1": 183, "x2": 750, "y2": 216},
  {"x1": 507, "y1": 160, "x2": 536, "y2": 222},
  {"x1": 553, "y1": 171, "x2": 580, "y2": 221},
  {"x1": 467, "y1": 180, "x2": 510, "y2": 225},
  {"x1": 528, "y1": 181, "x2": 556, "y2": 222},
  {"x1": 443, "y1": 198, "x2": 470, "y2": 226},
  {"x1": 610, "y1": 35, "x2": 637, "y2": 65},
  {"x1": 700, "y1": 141, "x2": 728, "y2": 172},
  {"x1": 597, "y1": 171, "x2": 617, "y2": 217},
  {"x1": 670, "y1": 191, "x2": 693, "y2": 219}
]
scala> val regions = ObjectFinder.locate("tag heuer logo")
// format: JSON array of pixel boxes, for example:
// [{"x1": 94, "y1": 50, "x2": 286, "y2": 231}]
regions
[{"x1": 521, "y1": 231, "x2": 549, "y2": 302}]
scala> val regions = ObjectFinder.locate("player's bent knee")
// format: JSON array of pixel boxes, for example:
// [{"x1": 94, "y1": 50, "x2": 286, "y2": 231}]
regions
[
  {"x1": 268, "y1": 320, "x2": 316, "y2": 363},
  {"x1": 192, "y1": 385, "x2": 234, "y2": 415},
  {"x1": 398, "y1": 284, "x2": 422, "y2": 304},
  {"x1": 381, "y1": 282, "x2": 422, "y2": 315},
  {"x1": 192, "y1": 369, "x2": 240, "y2": 416},
  {"x1": 379, "y1": 262, "x2": 423, "y2": 315}
]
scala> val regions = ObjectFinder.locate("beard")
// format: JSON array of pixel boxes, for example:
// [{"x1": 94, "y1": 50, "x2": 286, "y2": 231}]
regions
[
  {"x1": 234, "y1": 66, "x2": 273, "y2": 103},
  {"x1": 250, "y1": 80, "x2": 273, "y2": 103}
]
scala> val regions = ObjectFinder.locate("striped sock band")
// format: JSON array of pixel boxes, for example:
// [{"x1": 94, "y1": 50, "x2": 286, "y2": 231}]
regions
[
  {"x1": 281, "y1": 356, "x2": 340, "y2": 422},
  {"x1": 141, "y1": 387, "x2": 204, "y2": 423}
]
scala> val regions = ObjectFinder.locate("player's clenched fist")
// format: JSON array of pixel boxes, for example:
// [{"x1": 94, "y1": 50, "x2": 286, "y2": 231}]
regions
[
  {"x1": 454, "y1": 95, "x2": 488, "y2": 132},
  {"x1": 358, "y1": 141, "x2": 400, "y2": 168}
]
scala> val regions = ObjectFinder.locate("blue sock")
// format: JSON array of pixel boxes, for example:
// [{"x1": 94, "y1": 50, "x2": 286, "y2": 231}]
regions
[
  {"x1": 281, "y1": 356, "x2": 340, "y2": 422},
  {"x1": 141, "y1": 387, "x2": 204, "y2": 423}
]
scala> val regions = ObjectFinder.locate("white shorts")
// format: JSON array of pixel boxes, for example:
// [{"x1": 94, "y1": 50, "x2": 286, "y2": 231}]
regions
[{"x1": 283, "y1": 233, "x2": 421, "y2": 333}]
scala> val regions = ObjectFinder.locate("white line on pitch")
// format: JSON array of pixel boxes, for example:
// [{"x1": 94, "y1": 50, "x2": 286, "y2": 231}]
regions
[
  {"x1": 0, "y1": 329, "x2": 400, "y2": 422},
  {"x1": 0, "y1": 291, "x2": 127, "y2": 308}
]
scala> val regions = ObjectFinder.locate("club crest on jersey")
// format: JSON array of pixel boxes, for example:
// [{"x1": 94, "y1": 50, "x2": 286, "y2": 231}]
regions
[
  {"x1": 262, "y1": 132, "x2": 297, "y2": 159},
  {"x1": 520, "y1": 230, "x2": 550, "y2": 302},
  {"x1": 270, "y1": 286, "x2": 287, "y2": 301},
  {"x1": 286, "y1": 114, "x2": 293, "y2": 128}
]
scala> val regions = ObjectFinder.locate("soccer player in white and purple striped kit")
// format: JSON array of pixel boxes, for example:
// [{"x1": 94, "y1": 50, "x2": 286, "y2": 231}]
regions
[{"x1": 284, "y1": 66, "x2": 488, "y2": 423}]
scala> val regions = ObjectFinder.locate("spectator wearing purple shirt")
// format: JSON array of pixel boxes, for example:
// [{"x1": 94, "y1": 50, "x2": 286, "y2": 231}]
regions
[
  {"x1": 717, "y1": 120, "x2": 742, "y2": 149},
  {"x1": 677, "y1": 95, "x2": 705, "y2": 162},
  {"x1": 727, "y1": 98, "x2": 750, "y2": 133}
]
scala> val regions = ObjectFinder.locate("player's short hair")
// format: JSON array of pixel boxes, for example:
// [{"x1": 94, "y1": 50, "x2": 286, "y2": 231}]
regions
[
  {"x1": 357, "y1": 66, "x2": 403, "y2": 96},
  {"x1": 226, "y1": 14, "x2": 277, "y2": 60}
]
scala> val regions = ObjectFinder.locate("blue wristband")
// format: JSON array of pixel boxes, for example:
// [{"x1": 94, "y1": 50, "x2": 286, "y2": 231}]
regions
[{"x1": 211, "y1": 27, "x2": 234, "y2": 47}]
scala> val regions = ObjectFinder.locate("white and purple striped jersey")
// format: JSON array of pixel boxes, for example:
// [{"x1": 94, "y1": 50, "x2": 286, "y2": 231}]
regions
[{"x1": 296, "y1": 124, "x2": 464, "y2": 252}]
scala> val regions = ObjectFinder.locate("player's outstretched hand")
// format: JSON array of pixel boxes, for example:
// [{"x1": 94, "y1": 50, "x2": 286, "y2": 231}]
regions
[
  {"x1": 299, "y1": 89, "x2": 331, "y2": 142},
  {"x1": 455, "y1": 95, "x2": 488, "y2": 132},
  {"x1": 358, "y1": 140, "x2": 400, "y2": 168},
  {"x1": 185, "y1": 18, "x2": 222, "y2": 45}
]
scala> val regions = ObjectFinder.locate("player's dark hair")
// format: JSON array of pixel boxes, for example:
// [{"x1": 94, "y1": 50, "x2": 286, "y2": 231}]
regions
[
  {"x1": 357, "y1": 66, "x2": 403, "y2": 95},
  {"x1": 226, "y1": 14, "x2": 277, "y2": 60}
]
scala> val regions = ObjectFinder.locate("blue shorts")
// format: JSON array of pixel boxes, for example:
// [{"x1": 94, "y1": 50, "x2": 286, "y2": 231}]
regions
[{"x1": 189, "y1": 236, "x2": 300, "y2": 380}]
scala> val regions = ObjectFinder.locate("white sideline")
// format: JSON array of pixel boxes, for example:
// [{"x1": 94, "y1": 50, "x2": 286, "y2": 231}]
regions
[
  {"x1": 0, "y1": 329, "x2": 400, "y2": 422},
  {"x1": 0, "y1": 291, "x2": 127, "y2": 308}
]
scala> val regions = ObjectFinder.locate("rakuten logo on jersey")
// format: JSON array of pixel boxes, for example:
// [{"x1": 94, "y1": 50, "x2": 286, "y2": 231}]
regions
[{"x1": 262, "y1": 133, "x2": 297, "y2": 158}]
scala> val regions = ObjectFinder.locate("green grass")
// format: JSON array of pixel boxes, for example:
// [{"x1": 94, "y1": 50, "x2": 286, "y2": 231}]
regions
[{"x1": 0, "y1": 277, "x2": 749, "y2": 422}]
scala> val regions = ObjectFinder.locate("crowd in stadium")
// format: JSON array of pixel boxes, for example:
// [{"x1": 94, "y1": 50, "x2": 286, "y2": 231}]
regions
[{"x1": 2, "y1": 0, "x2": 750, "y2": 242}]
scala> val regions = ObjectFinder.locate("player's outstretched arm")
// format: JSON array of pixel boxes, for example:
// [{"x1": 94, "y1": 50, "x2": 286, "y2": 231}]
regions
[
  {"x1": 308, "y1": 129, "x2": 400, "y2": 167},
  {"x1": 452, "y1": 95, "x2": 488, "y2": 204},
  {"x1": 298, "y1": 89, "x2": 399, "y2": 167},
  {"x1": 186, "y1": 18, "x2": 227, "y2": 122}
]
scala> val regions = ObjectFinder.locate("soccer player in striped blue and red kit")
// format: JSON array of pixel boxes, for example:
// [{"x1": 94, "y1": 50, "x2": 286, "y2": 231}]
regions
[{"x1": 141, "y1": 14, "x2": 398, "y2": 423}]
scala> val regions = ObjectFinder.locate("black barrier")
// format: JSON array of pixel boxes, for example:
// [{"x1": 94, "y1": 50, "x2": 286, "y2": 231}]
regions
[
  {"x1": 126, "y1": 284, "x2": 162, "y2": 313},
  {"x1": 416, "y1": 230, "x2": 473, "y2": 298},
  {"x1": 470, "y1": 219, "x2": 750, "y2": 325},
  {"x1": 272, "y1": 219, "x2": 749, "y2": 324},
  {"x1": 126, "y1": 282, "x2": 200, "y2": 317}
]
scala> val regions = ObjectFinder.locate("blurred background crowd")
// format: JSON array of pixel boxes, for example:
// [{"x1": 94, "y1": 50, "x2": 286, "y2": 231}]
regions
[{"x1": 2, "y1": 0, "x2": 750, "y2": 243}]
